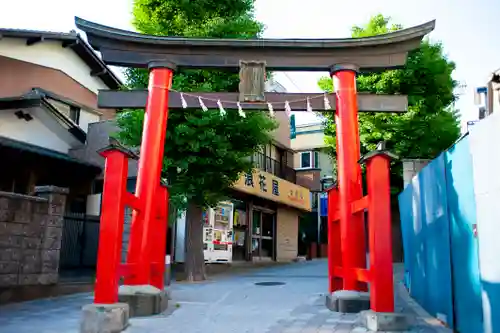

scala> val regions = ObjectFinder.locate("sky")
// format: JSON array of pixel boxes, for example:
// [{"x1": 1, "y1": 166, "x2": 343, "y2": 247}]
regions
[{"x1": 2, "y1": 0, "x2": 499, "y2": 127}]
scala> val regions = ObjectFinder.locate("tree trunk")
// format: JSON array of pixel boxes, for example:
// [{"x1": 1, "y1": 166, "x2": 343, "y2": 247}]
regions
[{"x1": 184, "y1": 202, "x2": 206, "y2": 282}]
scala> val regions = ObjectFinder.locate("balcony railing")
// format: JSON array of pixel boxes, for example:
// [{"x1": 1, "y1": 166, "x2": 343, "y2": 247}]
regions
[{"x1": 250, "y1": 152, "x2": 296, "y2": 183}]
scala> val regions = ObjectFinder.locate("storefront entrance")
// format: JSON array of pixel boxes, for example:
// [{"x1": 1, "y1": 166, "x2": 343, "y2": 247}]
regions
[
  {"x1": 251, "y1": 209, "x2": 276, "y2": 261},
  {"x1": 232, "y1": 199, "x2": 248, "y2": 261}
]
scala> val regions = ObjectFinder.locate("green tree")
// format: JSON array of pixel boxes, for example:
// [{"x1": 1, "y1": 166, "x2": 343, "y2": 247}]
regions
[
  {"x1": 116, "y1": 0, "x2": 277, "y2": 281},
  {"x1": 318, "y1": 14, "x2": 460, "y2": 190}
]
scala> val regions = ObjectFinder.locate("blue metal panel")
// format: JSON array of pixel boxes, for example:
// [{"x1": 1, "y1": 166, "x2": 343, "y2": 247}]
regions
[
  {"x1": 398, "y1": 155, "x2": 454, "y2": 328},
  {"x1": 419, "y1": 154, "x2": 454, "y2": 327},
  {"x1": 445, "y1": 137, "x2": 483, "y2": 333}
]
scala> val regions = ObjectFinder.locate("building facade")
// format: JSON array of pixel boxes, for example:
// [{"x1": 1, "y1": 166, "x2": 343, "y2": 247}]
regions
[
  {"x1": 291, "y1": 122, "x2": 335, "y2": 194},
  {"x1": 472, "y1": 69, "x2": 500, "y2": 129},
  {"x1": 0, "y1": 27, "x2": 121, "y2": 297},
  {"x1": 0, "y1": 28, "x2": 121, "y2": 208},
  {"x1": 290, "y1": 122, "x2": 335, "y2": 255}
]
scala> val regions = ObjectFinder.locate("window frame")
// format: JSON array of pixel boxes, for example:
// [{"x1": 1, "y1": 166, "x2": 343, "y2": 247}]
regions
[
  {"x1": 69, "y1": 106, "x2": 81, "y2": 125},
  {"x1": 298, "y1": 150, "x2": 319, "y2": 169}
]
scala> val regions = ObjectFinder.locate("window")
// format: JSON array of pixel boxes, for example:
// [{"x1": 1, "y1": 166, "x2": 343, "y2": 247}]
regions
[
  {"x1": 69, "y1": 106, "x2": 81, "y2": 125},
  {"x1": 299, "y1": 151, "x2": 320, "y2": 169},
  {"x1": 300, "y1": 152, "x2": 311, "y2": 168}
]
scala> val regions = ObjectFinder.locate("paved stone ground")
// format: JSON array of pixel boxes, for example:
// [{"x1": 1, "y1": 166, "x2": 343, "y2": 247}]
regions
[{"x1": 0, "y1": 260, "x2": 451, "y2": 333}]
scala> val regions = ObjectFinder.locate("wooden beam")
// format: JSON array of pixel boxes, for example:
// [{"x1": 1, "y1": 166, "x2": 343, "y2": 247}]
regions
[
  {"x1": 98, "y1": 90, "x2": 408, "y2": 112},
  {"x1": 75, "y1": 17, "x2": 435, "y2": 72}
]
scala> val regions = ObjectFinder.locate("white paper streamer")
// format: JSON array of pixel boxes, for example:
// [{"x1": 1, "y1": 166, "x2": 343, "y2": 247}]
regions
[
  {"x1": 198, "y1": 97, "x2": 208, "y2": 111},
  {"x1": 324, "y1": 94, "x2": 332, "y2": 110},
  {"x1": 267, "y1": 102, "x2": 275, "y2": 117},
  {"x1": 284, "y1": 101, "x2": 292, "y2": 117},
  {"x1": 306, "y1": 97, "x2": 313, "y2": 113},
  {"x1": 217, "y1": 99, "x2": 226, "y2": 116},
  {"x1": 237, "y1": 102, "x2": 246, "y2": 118},
  {"x1": 180, "y1": 93, "x2": 188, "y2": 109}
]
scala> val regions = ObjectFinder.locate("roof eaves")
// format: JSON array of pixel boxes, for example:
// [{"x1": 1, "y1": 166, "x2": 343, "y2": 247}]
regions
[
  {"x1": 31, "y1": 87, "x2": 102, "y2": 116},
  {"x1": 0, "y1": 92, "x2": 42, "y2": 110},
  {"x1": 0, "y1": 27, "x2": 122, "y2": 90},
  {"x1": 70, "y1": 35, "x2": 122, "y2": 89}
]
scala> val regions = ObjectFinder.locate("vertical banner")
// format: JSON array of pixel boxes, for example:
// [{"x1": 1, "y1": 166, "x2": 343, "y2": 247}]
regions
[{"x1": 290, "y1": 114, "x2": 296, "y2": 139}]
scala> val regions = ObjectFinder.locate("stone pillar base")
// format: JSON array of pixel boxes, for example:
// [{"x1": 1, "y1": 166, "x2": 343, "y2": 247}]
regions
[
  {"x1": 80, "y1": 303, "x2": 129, "y2": 333},
  {"x1": 118, "y1": 285, "x2": 168, "y2": 317},
  {"x1": 360, "y1": 310, "x2": 415, "y2": 331},
  {"x1": 325, "y1": 290, "x2": 371, "y2": 313}
]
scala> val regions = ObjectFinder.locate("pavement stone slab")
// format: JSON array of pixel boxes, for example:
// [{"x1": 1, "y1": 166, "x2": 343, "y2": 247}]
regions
[{"x1": 0, "y1": 260, "x2": 452, "y2": 333}]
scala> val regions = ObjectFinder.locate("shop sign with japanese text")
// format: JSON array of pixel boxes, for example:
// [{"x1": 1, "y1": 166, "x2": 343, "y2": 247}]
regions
[{"x1": 233, "y1": 169, "x2": 312, "y2": 211}]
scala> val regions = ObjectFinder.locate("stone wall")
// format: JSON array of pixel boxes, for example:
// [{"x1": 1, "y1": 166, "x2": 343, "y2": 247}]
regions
[
  {"x1": 0, "y1": 186, "x2": 68, "y2": 288},
  {"x1": 402, "y1": 159, "x2": 430, "y2": 187}
]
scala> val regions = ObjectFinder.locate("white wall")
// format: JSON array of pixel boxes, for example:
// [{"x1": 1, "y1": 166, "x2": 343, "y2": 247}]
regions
[
  {"x1": 469, "y1": 111, "x2": 500, "y2": 333},
  {"x1": 79, "y1": 110, "x2": 101, "y2": 133},
  {"x1": 0, "y1": 108, "x2": 76, "y2": 153},
  {"x1": 0, "y1": 38, "x2": 109, "y2": 94}
]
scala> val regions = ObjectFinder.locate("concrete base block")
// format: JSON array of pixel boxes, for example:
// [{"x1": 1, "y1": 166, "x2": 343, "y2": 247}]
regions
[
  {"x1": 118, "y1": 285, "x2": 168, "y2": 317},
  {"x1": 80, "y1": 303, "x2": 129, "y2": 333},
  {"x1": 325, "y1": 290, "x2": 371, "y2": 313},
  {"x1": 360, "y1": 310, "x2": 415, "y2": 331}
]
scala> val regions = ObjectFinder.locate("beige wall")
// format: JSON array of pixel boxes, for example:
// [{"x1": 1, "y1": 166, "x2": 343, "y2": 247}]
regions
[
  {"x1": 273, "y1": 111, "x2": 291, "y2": 149},
  {"x1": 266, "y1": 143, "x2": 280, "y2": 160},
  {"x1": 318, "y1": 152, "x2": 334, "y2": 178},
  {"x1": 293, "y1": 151, "x2": 300, "y2": 168},
  {"x1": 291, "y1": 132, "x2": 325, "y2": 151},
  {"x1": 292, "y1": 123, "x2": 326, "y2": 151},
  {"x1": 276, "y1": 206, "x2": 299, "y2": 261}
]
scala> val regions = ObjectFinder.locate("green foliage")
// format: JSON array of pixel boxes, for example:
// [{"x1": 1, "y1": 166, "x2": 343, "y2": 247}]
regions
[
  {"x1": 318, "y1": 14, "x2": 461, "y2": 190},
  {"x1": 116, "y1": 0, "x2": 277, "y2": 209}
]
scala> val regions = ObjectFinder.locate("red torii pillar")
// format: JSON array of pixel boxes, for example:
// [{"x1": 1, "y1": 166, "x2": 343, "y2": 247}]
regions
[
  {"x1": 327, "y1": 64, "x2": 398, "y2": 314},
  {"x1": 361, "y1": 145, "x2": 398, "y2": 313},
  {"x1": 92, "y1": 62, "x2": 175, "y2": 306},
  {"x1": 125, "y1": 63, "x2": 174, "y2": 286},
  {"x1": 331, "y1": 64, "x2": 367, "y2": 291}
]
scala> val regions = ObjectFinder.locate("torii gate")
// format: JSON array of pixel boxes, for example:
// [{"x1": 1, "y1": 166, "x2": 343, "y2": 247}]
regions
[{"x1": 75, "y1": 16, "x2": 434, "y2": 333}]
